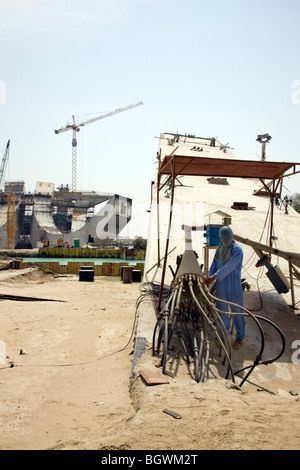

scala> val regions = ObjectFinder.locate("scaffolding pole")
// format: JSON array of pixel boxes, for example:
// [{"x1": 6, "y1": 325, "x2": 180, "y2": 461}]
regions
[
  {"x1": 6, "y1": 193, "x2": 16, "y2": 249},
  {"x1": 234, "y1": 234, "x2": 300, "y2": 311}
]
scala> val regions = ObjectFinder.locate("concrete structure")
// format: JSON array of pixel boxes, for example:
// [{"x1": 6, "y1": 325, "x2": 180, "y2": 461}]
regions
[
  {"x1": 0, "y1": 181, "x2": 132, "y2": 249},
  {"x1": 132, "y1": 132, "x2": 300, "y2": 377}
]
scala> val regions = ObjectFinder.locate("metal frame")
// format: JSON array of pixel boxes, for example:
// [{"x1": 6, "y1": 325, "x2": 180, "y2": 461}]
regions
[
  {"x1": 156, "y1": 154, "x2": 299, "y2": 311},
  {"x1": 234, "y1": 234, "x2": 300, "y2": 310}
]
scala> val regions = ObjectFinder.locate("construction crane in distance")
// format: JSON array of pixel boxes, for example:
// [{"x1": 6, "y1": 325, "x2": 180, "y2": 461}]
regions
[
  {"x1": 0, "y1": 140, "x2": 16, "y2": 249},
  {"x1": 0, "y1": 139, "x2": 10, "y2": 191},
  {"x1": 54, "y1": 101, "x2": 143, "y2": 192}
]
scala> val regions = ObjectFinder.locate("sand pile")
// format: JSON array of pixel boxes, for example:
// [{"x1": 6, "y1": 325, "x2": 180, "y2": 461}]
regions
[{"x1": 0, "y1": 266, "x2": 57, "y2": 285}]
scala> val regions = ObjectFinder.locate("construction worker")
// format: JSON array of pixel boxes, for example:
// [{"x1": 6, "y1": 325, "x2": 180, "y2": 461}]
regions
[{"x1": 205, "y1": 226, "x2": 245, "y2": 350}]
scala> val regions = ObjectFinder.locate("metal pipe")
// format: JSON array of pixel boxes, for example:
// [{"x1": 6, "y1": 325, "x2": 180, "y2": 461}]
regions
[
  {"x1": 188, "y1": 278, "x2": 235, "y2": 382},
  {"x1": 201, "y1": 335, "x2": 210, "y2": 383},
  {"x1": 169, "y1": 285, "x2": 179, "y2": 324},
  {"x1": 163, "y1": 312, "x2": 168, "y2": 373},
  {"x1": 198, "y1": 327, "x2": 205, "y2": 380},
  {"x1": 234, "y1": 234, "x2": 300, "y2": 269},
  {"x1": 197, "y1": 279, "x2": 233, "y2": 362},
  {"x1": 158, "y1": 160, "x2": 176, "y2": 311}
]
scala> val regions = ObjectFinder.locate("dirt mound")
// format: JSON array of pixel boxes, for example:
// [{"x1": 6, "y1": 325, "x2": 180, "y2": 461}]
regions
[{"x1": 0, "y1": 266, "x2": 57, "y2": 284}]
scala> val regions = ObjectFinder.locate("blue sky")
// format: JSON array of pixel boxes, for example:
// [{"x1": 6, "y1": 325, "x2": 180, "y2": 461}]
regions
[{"x1": 0, "y1": 0, "x2": 299, "y2": 237}]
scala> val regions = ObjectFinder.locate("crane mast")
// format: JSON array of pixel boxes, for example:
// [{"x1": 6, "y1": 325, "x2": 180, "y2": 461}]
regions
[
  {"x1": 0, "y1": 139, "x2": 10, "y2": 191},
  {"x1": 0, "y1": 140, "x2": 16, "y2": 249},
  {"x1": 54, "y1": 101, "x2": 143, "y2": 191}
]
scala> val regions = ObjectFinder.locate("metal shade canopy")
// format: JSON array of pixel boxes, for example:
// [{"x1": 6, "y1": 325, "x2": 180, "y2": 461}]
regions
[
  {"x1": 156, "y1": 154, "x2": 299, "y2": 311},
  {"x1": 159, "y1": 155, "x2": 297, "y2": 180}
]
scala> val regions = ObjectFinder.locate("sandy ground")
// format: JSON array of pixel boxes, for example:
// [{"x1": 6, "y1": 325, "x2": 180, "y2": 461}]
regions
[{"x1": 1, "y1": 266, "x2": 300, "y2": 451}]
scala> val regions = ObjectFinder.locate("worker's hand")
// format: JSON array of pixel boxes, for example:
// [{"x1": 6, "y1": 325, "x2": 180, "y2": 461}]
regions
[{"x1": 205, "y1": 276, "x2": 216, "y2": 284}]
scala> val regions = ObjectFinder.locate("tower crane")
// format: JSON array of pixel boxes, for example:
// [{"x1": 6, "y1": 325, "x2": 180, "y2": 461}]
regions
[
  {"x1": 0, "y1": 139, "x2": 10, "y2": 191},
  {"x1": 0, "y1": 140, "x2": 16, "y2": 249},
  {"x1": 54, "y1": 101, "x2": 143, "y2": 192}
]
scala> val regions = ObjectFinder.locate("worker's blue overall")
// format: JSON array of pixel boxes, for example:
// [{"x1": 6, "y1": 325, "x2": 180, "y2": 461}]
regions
[{"x1": 209, "y1": 242, "x2": 245, "y2": 340}]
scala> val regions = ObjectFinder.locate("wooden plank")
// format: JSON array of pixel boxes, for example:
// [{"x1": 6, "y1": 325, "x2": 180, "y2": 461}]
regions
[
  {"x1": 139, "y1": 369, "x2": 169, "y2": 385},
  {"x1": 0, "y1": 293, "x2": 66, "y2": 302}
]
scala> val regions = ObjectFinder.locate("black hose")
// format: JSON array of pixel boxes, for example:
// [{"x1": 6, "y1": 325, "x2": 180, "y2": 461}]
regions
[
  {"x1": 197, "y1": 280, "x2": 234, "y2": 379},
  {"x1": 204, "y1": 287, "x2": 287, "y2": 387},
  {"x1": 152, "y1": 292, "x2": 174, "y2": 356},
  {"x1": 152, "y1": 317, "x2": 161, "y2": 356},
  {"x1": 200, "y1": 320, "x2": 210, "y2": 383},
  {"x1": 151, "y1": 273, "x2": 285, "y2": 387},
  {"x1": 198, "y1": 327, "x2": 205, "y2": 381},
  {"x1": 175, "y1": 324, "x2": 190, "y2": 364},
  {"x1": 210, "y1": 302, "x2": 286, "y2": 386},
  {"x1": 234, "y1": 315, "x2": 286, "y2": 381},
  {"x1": 203, "y1": 288, "x2": 267, "y2": 384},
  {"x1": 179, "y1": 315, "x2": 194, "y2": 355},
  {"x1": 189, "y1": 280, "x2": 236, "y2": 383}
]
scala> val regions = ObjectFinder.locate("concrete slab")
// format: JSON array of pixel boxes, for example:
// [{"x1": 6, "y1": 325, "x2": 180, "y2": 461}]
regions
[{"x1": 132, "y1": 132, "x2": 300, "y2": 383}]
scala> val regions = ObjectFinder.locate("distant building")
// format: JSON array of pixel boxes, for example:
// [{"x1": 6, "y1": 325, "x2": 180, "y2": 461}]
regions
[{"x1": 0, "y1": 181, "x2": 132, "y2": 249}]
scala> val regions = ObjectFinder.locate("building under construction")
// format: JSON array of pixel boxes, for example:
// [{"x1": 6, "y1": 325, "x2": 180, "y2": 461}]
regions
[
  {"x1": 0, "y1": 102, "x2": 143, "y2": 250},
  {"x1": 0, "y1": 180, "x2": 132, "y2": 249},
  {"x1": 131, "y1": 132, "x2": 300, "y2": 386}
]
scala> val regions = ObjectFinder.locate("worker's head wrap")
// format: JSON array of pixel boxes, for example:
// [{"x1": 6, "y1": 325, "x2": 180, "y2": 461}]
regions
[{"x1": 215, "y1": 226, "x2": 234, "y2": 264}]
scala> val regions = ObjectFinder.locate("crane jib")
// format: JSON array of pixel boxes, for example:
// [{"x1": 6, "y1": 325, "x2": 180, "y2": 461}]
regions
[{"x1": 54, "y1": 101, "x2": 143, "y2": 192}]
